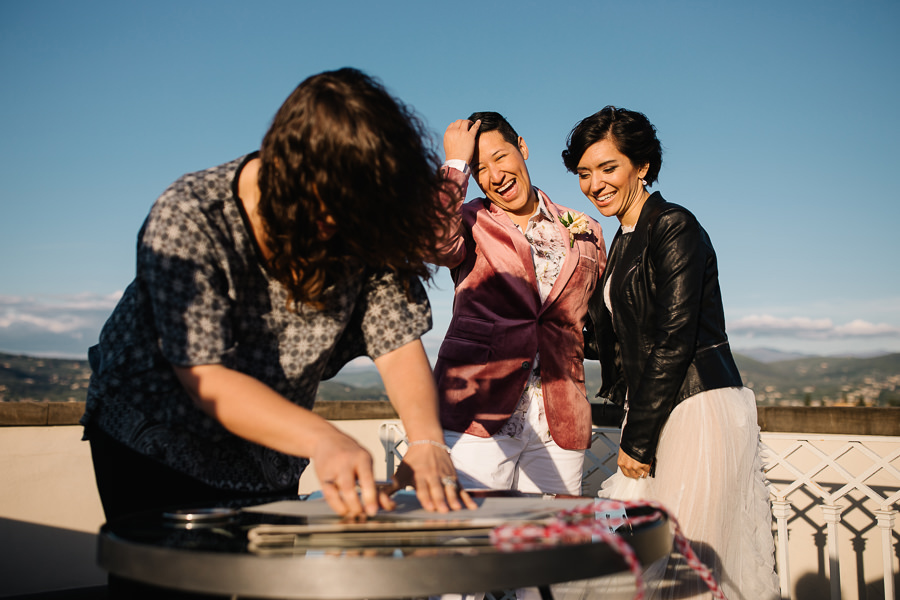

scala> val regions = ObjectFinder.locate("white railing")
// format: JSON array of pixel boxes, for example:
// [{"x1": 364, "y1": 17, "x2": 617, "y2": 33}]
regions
[
  {"x1": 762, "y1": 433, "x2": 899, "y2": 600},
  {"x1": 378, "y1": 422, "x2": 900, "y2": 600}
]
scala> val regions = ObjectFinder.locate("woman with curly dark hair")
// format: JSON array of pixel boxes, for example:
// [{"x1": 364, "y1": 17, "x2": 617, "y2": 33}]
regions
[
  {"x1": 563, "y1": 106, "x2": 778, "y2": 599},
  {"x1": 82, "y1": 68, "x2": 474, "y2": 527}
]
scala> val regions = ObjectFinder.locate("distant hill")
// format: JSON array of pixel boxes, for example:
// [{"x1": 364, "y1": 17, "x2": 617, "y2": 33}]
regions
[
  {"x1": 2, "y1": 350, "x2": 898, "y2": 407},
  {"x1": 0, "y1": 351, "x2": 386, "y2": 403},
  {"x1": 588, "y1": 352, "x2": 900, "y2": 406},
  {"x1": 737, "y1": 347, "x2": 812, "y2": 363},
  {"x1": 326, "y1": 368, "x2": 388, "y2": 390},
  {"x1": 316, "y1": 380, "x2": 388, "y2": 402},
  {"x1": 0, "y1": 352, "x2": 92, "y2": 402},
  {"x1": 732, "y1": 352, "x2": 900, "y2": 406},
  {"x1": 736, "y1": 347, "x2": 893, "y2": 363},
  {"x1": 330, "y1": 352, "x2": 900, "y2": 407}
]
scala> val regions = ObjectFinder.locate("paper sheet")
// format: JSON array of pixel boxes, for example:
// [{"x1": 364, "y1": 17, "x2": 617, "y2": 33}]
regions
[{"x1": 244, "y1": 491, "x2": 600, "y2": 524}]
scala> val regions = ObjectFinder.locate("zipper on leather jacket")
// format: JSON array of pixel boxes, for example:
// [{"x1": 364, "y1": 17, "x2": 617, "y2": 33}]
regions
[{"x1": 697, "y1": 340, "x2": 730, "y2": 352}]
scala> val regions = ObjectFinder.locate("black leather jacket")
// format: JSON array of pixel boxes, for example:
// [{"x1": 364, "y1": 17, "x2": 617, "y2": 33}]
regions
[{"x1": 585, "y1": 193, "x2": 742, "y2": 467}]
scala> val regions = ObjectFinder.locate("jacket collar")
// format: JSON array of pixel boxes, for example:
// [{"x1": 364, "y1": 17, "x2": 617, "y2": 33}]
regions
[
  {"x1": 631, "y1": 191, "x2": 666, "y2": 244},
  {"x1": 603, "y1": 192, "x2": 666, "y2": 288}
]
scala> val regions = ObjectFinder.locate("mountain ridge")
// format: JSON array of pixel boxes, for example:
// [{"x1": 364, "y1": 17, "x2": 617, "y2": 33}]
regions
[{"x1": 2, "y1": 350, "x2": 898, "y2": 406}]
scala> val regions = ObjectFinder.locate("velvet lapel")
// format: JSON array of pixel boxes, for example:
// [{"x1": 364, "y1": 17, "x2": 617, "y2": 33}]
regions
[{"x1": 484, "y1": 199, "x2": 540, "y2": 299}]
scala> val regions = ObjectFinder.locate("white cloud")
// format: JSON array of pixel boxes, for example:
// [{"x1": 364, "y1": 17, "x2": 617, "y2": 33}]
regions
[
  {"x1": 4, "y1": 294, "x2": 900, "y2": 361},
  {"x1": 833, "y1": 319, "x2": 900, "y2": 337},
  {"x1": 0, "y1": 293, "x2": 121, "y2": 358},
  {"x1": 728, "y1": 314, "x2": 900, "y2": 339}
]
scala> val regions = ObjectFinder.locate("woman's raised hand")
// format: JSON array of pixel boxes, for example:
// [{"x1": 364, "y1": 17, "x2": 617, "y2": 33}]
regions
[{"x1": 443, "y1": 119, "x2": 481, "y2": 163}]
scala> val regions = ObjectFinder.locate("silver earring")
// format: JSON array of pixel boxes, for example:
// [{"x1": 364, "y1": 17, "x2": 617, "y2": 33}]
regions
[{"x1": 640, "y1": 178, "x2": 647, "y2": 186}]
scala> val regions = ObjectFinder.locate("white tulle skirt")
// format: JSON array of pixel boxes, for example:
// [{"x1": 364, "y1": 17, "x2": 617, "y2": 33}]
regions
[{"x1": 554, "y1": 387, "x2": 779, "y2": 600}]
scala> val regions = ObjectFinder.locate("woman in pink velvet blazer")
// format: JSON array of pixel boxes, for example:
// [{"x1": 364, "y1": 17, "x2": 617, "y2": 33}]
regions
[{"x1": 432, "y1": 113, "x2": 606, "y2": 496}]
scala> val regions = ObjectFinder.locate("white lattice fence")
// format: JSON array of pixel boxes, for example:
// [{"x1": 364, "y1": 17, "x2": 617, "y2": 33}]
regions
[{"x1": 762, "y1": 433, "x2": 900, "y2": 600}]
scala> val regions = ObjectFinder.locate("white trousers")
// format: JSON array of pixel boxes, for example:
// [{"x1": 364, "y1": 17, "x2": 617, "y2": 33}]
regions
[
  {"x1": 438, "y1": 388, "x2": 586, "y2": 600},
  {"x1": 444, "y1": 390, "x2": 586, "y2": 496}
]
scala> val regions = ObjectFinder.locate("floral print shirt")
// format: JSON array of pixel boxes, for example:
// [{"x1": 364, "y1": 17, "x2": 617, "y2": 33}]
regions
[
  {"x1": 81, "y1": 154, "x2": 432, "y2": 491},
  {"x1": 498, "y1": 191, "x2": 567, "y2": 439}
]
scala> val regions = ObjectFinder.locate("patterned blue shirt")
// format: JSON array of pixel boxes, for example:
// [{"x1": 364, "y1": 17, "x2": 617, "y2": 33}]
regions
[{"x1": 82, "y1": 154, "x2": 432, "y2": 491}]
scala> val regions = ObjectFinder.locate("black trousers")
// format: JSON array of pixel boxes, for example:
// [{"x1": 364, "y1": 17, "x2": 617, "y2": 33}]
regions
[
  {"x1": 87, "y1": 424, "x2": 297, "y2": 522},
  {"x1": 86, "y1": 424, "x2": 298, "y2": 599}
]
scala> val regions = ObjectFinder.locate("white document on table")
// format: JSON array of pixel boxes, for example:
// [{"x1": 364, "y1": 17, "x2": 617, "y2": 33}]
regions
[{"x1": 244, "y1": 492, "x2": 624, "y2": 530}]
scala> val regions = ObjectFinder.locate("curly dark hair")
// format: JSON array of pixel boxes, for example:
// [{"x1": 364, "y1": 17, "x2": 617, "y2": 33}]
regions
[
  {"x1": 257, "y1": 68, "x2": 450, "y2": 309},
  {"x1": 562, "y1": 106, "x2": 663, "y2": 186}
]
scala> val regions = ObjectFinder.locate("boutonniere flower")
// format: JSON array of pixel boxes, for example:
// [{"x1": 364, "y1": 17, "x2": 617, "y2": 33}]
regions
[{"x1": 559, "y1": 211, "x2": 591, "y2": 247}]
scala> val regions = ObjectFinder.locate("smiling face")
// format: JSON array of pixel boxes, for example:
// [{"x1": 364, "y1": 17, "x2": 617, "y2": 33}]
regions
[
  {"x1": 576, "y1": 137, "x2": 650, "y2": 227},
  {"x1": 471, "y1": 130, "x2": 537, "y2": 219}
]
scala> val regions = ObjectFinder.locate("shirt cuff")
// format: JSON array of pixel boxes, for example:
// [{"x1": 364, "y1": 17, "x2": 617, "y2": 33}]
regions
[{"x1": 443, "y1": 159, "x2": 470, "y2": 176}]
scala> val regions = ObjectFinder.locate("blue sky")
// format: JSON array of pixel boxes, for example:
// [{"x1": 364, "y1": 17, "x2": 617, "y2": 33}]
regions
[{"x1": 1, "y1": 0, "x2": 899, "y2": 361}]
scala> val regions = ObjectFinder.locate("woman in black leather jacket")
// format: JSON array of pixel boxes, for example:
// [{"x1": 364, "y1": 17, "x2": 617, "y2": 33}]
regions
[{"x1": 562, "y1": 107, "x2": 778, "y2": 599}]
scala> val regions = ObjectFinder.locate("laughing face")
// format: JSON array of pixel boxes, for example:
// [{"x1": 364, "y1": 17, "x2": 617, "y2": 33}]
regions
[
  {"x1": 471, "y1": 130, "x2": 537, "y2": 220},
  {"x1": 576, "y1": 137, "x2": 649, "y2": 227}
]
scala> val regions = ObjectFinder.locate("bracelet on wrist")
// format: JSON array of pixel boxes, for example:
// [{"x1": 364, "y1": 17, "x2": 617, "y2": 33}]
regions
[{"x1": 407, "y1": 439, "x2": 451, "y2": 453}]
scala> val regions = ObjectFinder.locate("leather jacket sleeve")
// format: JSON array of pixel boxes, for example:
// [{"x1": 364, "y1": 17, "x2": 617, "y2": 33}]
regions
[{"x1": 619, "y1": 208, "x2": 711, "y2": 465}]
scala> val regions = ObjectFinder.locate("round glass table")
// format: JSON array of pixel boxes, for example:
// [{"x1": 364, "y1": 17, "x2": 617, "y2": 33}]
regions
[{"x1": 97, "y1": 495, "x2": 671, "y2": 599}]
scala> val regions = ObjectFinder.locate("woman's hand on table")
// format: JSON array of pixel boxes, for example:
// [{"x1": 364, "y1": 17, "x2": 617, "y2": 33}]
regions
[
  {"x1": 311, "y1": 429, "x2": 384, "y2": 519},
  {"x1": 381, "y1": 442, "x2": 477, "y2": 513},
  {"x1": 312, "y1": 430, "x2": 477, "y2": 520},
  {"x1": 617, "y1": 447, "x2": 652, "y2": 479}
]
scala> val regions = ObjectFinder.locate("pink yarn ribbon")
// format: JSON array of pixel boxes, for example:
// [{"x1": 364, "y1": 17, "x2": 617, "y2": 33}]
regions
[{"x1": 489, "y1": 499, "x2": 727, "y2": 600}]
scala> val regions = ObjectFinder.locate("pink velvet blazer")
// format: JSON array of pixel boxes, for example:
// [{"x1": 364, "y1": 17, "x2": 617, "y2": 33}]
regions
[{"x1": 433, "y1": 169, "x2": 607, "y2": 450}]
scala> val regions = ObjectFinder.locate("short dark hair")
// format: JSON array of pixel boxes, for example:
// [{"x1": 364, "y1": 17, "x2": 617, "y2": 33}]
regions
[
  {"x1": 467, "y1": 111, "x2": 519, "y2": 146},
  {"x1": 258, "y1": 67, "x2": 448, "y2": 308},
  {"x1": 562, "y1": 106, "x2": 662, "y2": 186}
]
